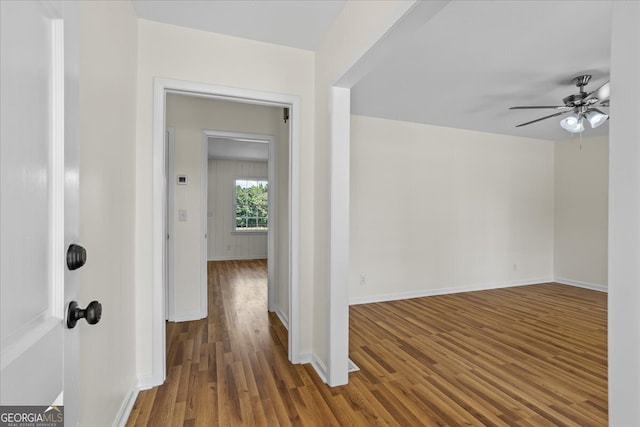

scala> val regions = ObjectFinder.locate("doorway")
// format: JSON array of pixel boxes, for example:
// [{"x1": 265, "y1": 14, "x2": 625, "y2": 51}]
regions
[
  {"x1": 166, "y1": 110, "x2": 281, "y2": 321},
  {"x1": 150, "y1": 78, "x2": 302, "y2": 385},
  {"x1": 205, "y1": 130, "x2": 277, "y2": 313}
]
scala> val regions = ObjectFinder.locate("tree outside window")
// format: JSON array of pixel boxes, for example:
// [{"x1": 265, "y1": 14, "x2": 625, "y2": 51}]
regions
[{"x1": 235, "y1": 179, "x2": 268, "y2": 231}]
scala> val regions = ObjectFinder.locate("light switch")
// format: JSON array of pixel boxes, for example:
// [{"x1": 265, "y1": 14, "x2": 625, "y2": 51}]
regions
[{"x1": 178, "y1": 209, "x2": 187, "y2": 222}]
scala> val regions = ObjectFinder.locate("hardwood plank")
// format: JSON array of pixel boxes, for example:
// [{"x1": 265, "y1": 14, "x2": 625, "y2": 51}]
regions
[
  {"x1": 170, "y1": 401, "x2": 186, "y2": 427},
  {"x1": 126, "y1": 261, "x2": 608, "y2": 426},
  {"x1": 127, "y1": 385, "x2": 157, "y2": 426}
]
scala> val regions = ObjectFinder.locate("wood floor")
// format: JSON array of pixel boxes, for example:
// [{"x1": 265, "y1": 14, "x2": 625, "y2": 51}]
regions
[{"x1": 126, "y1": 260, "x2": 608, "y2": 426}]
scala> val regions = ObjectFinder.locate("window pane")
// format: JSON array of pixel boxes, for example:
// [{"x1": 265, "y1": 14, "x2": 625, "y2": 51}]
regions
[{"x1": 234, "y1": 178, "x2": 268, "y2": 231}]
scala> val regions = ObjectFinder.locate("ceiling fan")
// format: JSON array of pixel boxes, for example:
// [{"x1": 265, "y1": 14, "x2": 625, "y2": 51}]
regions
[{"x1": 510, "y1": 74, "x2": 610, "y2": 133}]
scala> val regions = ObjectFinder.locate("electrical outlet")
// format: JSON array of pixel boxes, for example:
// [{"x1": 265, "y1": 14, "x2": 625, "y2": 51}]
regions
[{"x1": 360, "y1": 274, "x2": 366, "y2": 285}]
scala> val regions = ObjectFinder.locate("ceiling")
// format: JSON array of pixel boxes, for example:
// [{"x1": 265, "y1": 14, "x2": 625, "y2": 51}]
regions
[
  {"x1": 209, "y1": 137, "x2": 269, "y2": 162},
  {"x1": 132, "y1": 0, "x2": 346, "y2": 51},
  {"x1": 135, "y1": 0, "x2": 612, "y2": 141},
  {"x1": 351, "y1": 0, "x2": 613, "y2": 141}
]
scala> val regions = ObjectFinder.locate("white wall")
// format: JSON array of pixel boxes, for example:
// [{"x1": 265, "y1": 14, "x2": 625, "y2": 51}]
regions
[
  {"x1": 78, "y1": 1, "x2": 137, "y2": 425},
  {"x1": 208, "y1": 159, "x2": 268, "y2": 260},
  {"x1": 349, "y1": 115, "x2": 555, "y2": 303},
  {"x1": 166, "y1": 122, "x2": 205, "y2": 320},
  {"x1": 554, "y1": 136, "x2": 608, "y2": 290}
]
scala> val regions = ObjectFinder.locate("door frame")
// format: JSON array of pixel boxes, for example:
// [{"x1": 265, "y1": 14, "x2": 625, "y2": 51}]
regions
[
  {"x1": 200, "y1": 134, "x2": 209, "y2": 318},
  {"x1": 204, "y1": 130, "x2": 277, "y2": 312},
  {"x1": 165, "y1": 126, "x2": 175, "y2": 321},
  {"x1": 150, "y1": 78, "x2": 301, "y2": 384}
]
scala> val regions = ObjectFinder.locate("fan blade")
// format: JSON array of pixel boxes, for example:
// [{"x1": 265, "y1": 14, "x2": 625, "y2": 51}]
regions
[
  {"x1": 515, "y1": 109, "x2": 573, "y2": 128},
  {"x1": 590, "y1": 107, "x2": 607, "y2": 115},
  {"x1": 509, "y1": 106, "x2": 570, "y2": 110},
  {"x1": 583, "y1": 81, "x2": 610, "y2": 104}
]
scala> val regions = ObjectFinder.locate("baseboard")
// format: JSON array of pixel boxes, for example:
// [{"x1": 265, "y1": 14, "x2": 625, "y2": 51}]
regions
[
  {"x1": 275, "y1": 307, "x2": 289, "y2": 330},
  {"x1": 298, "y1": 352, "x2": 313, "y2": 364},
  {"x1": 112, "y1": 385, "x2": 139, "y2": 427},
  {"x1": 554, "y1": 277, "x2": 608, "y2": 292},
  {"x1": 137, "y1": 372, "x2": 162, "y2": 391},
  {"x1": 349, "y1": 277, "x2": 554, "y2": 305},
  {"x1": 310, "y1": 354, "x2": 328, "y2": 384},
  {"x1": 168, "y1": 311, "x2": 207, "y2": 322},
  {"x1": 208, "y1": 255, "x2": 267, "y2": 261}
]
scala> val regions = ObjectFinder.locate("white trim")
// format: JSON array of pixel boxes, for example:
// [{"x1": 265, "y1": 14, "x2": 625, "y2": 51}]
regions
[
  {"x1": 50, "y1": 18, "x2": 64, "y2": 320},
  {"x1": 151, "y1": 78, "x2": 302, "y2": 388},
  {"x1": 554, "y1": 277, "x2": 608, "y2": 293},
  {"x1": 311, "y1": 354, "x2": 328, "y2": 384},
  {"x1": 230, "y1": 230, "x2": 268, "y2": 235},
  {"x1": 168, "y1": 312, "x2": 207, "y2": 323},
  {"x1": 112, "y1": 386, "x2": 139, "y2": 427},
  {"x1": 166, "y1": 127, "x2": 175, "y2": 321},
  {"x1": 136, "y1": 373, "x2": 158, "y2": 391},
  {"x1": 349, "y1": 277, "x2": 555, "y2": 305},
  {"x1": 267, "y1": 137, "x2": 276, "y2": 313},
  {"x1": 275, "y1": 307, "x2": 289, "y2": 330},
  {"x1": 208, "y1": 255, "x2": 267, "y2": 262},
  {"x1": 328, "y1": 87, "x2": 350, "y2": 387},
  {"x1": 288, "y1": 95, "x2": 301, "y2": 364},
  {"x1": 150, "y1": 80, "x2": 167, "y2": 387},
  {"x1": 200, "y1": 135, "x2": 209, "y2": 319},
  {"x1": 298, "y1": 353, "x2": 313, "y2": 365}
]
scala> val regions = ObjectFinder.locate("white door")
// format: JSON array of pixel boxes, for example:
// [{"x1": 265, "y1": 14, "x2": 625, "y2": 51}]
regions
[{"x1": 1, "y1": 0, "x2": 80, "y2": 425}]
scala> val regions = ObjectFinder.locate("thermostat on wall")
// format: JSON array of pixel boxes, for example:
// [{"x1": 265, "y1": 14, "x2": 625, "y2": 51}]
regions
[{"x1": 177, "y1": 175, "x2": 188, "y2": 185}]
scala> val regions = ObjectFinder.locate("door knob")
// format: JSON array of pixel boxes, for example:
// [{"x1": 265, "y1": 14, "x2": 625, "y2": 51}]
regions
[
  {"x1": 67, "y1": 300, "x2": 102, "y2": 328},
  {"x1": 67, "y1": 244, "x2": 87, "y2": 270}
]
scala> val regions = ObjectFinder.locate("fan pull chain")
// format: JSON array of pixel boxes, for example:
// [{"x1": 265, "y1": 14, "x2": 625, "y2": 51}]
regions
[
  {"x1": 569, "y1": 131, "x2": 583, "y2": 151},
  {"x1": 579, "y1": 131, "x2": 583, "y2": 150}
]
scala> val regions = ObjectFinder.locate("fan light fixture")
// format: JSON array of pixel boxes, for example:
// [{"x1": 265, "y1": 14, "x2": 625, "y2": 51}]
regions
[
  {"x1": 585, "y1": 109, "x2": 608, "y2": 128},
  {"x1": 559, "y1": 109, "x2": 608, "y2": 133},
  {"x1": 560, "y1": 114, "x2": 584, "y2": 133},
  {"x1": 510, "y1": 74, "x2": 610, "y2": 134}
]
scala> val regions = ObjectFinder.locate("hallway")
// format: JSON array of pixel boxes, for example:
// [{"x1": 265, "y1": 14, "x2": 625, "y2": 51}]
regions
[{"x1": 127, "y1": 260, "x2": 303, "y2": 425}]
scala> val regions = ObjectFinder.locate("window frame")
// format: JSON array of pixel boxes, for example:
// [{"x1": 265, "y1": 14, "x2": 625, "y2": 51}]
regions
[{"x1": 232, "y1": 177, "x2": 269, "y2": 234}]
